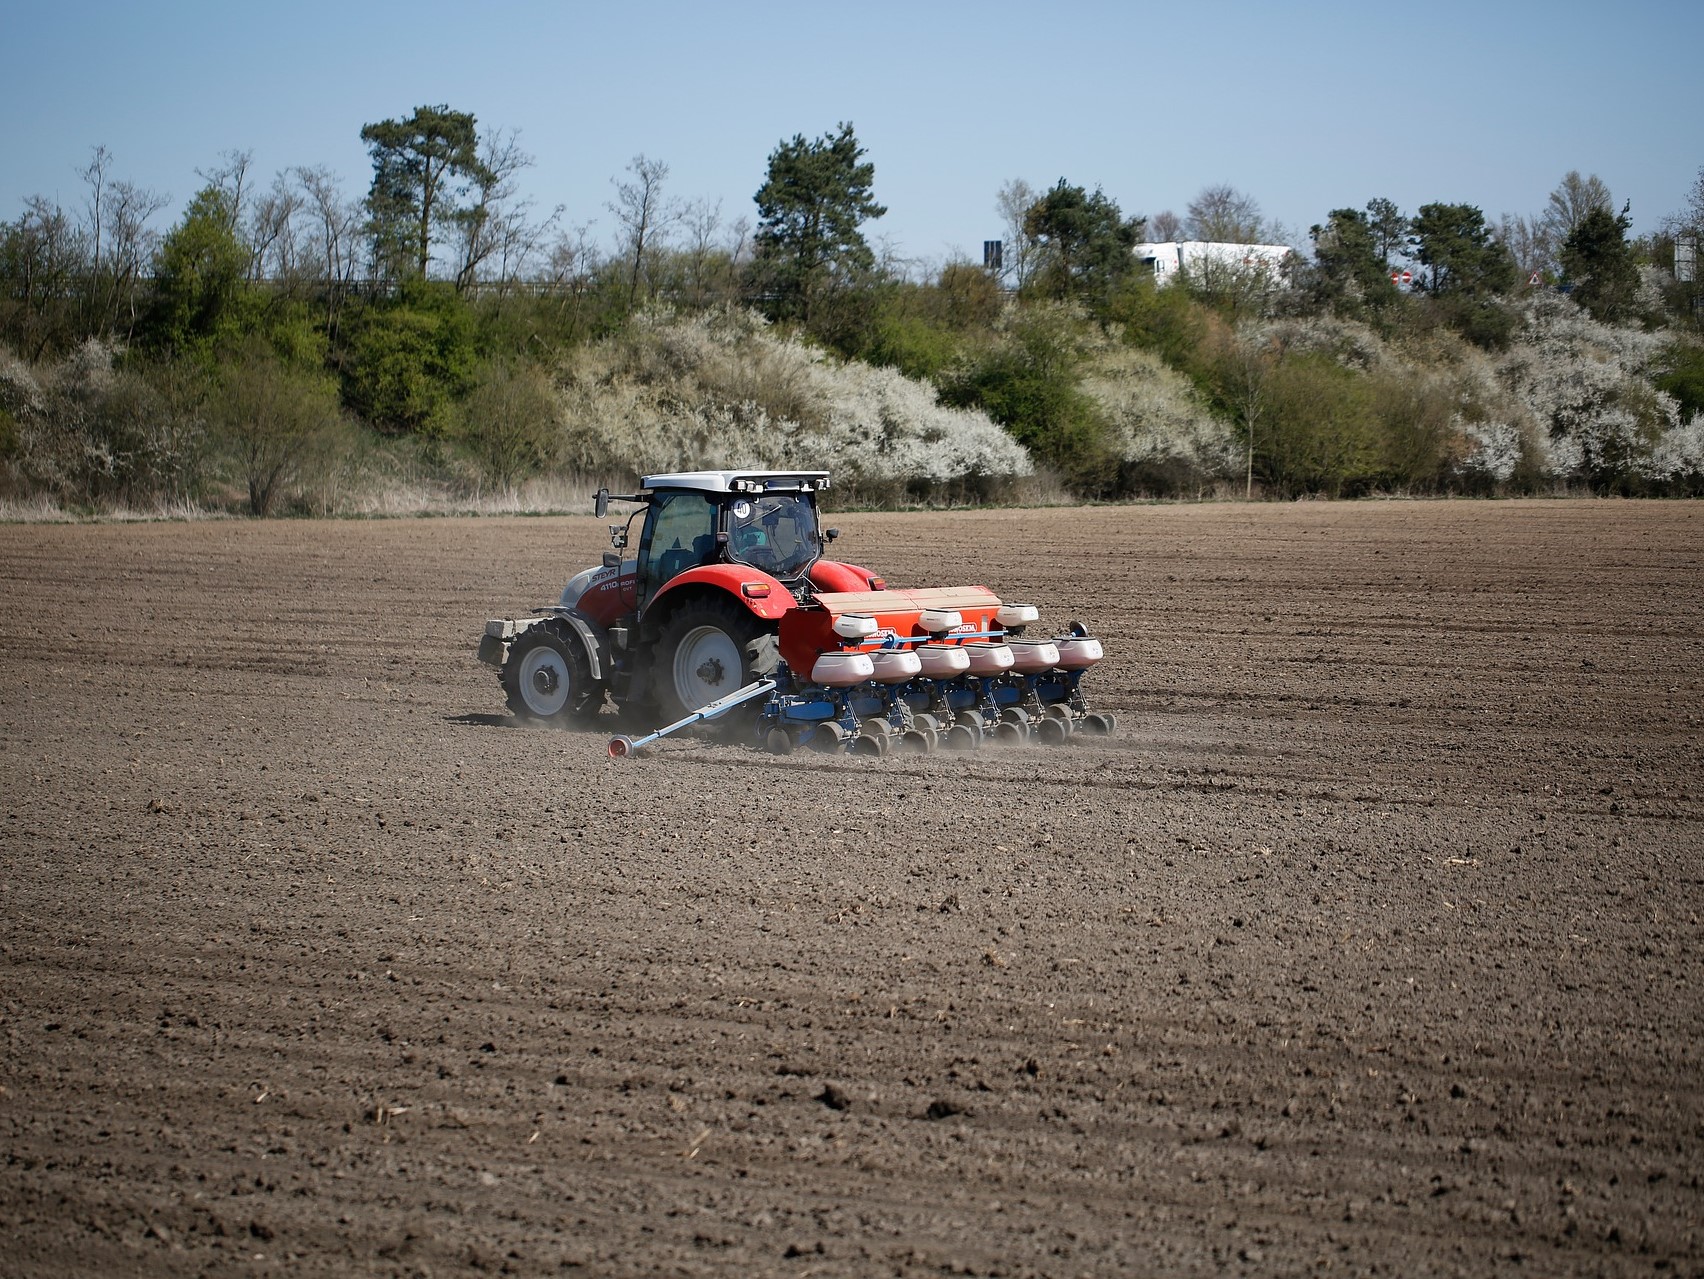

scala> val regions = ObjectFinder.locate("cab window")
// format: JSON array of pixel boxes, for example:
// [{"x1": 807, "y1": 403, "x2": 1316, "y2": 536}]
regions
[{"x1": 638, "y1": 490, "x2": 718, "y2": 599}]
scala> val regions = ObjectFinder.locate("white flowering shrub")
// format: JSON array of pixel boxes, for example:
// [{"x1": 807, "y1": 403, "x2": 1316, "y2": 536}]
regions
[
  {"x1": 0, "y1": 339, "x2": 208, "y2": 508},
  {"x1": 0, "y1": 346, "x2": 48, "y2": 423},
  {"x1": 1645, "y1": 415, "x2": 1704, "y2": 485},
  {"x1": 555, "y1": 308, "x2": 1031, "y2": 503},
  {"x1": 1079, "y1": 345, "x2": 1236, "y2": 492},
  {"x1": 1383, "y1": 340, "x2": 1542, "y2": 490},
  {"x1": 1498, "y1": 292, "x2": 1688, "y2": 489},
  {"x1": 1452, "y1": 417, "x2": 1525, "y2": 483},
  {"x1": 1634, "y1": 265, "x2": 1671, "y2": 324},
  {"x1": 806, "y1": 359, "x2": 1031, "y2": 502},
  {"x1": 1251, "y1": 314, "x2": 1392, "y2": 373}
]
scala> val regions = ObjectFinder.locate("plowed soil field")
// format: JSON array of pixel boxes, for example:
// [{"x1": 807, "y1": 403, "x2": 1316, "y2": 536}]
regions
[{"x1": 3, "y1": 500, "x2": 1702, "y2": 1277}]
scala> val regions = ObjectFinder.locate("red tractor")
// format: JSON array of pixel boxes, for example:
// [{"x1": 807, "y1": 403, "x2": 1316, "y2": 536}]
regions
[{"x1": 479, "y1": 470, "x2": 1108, "y2": 754}]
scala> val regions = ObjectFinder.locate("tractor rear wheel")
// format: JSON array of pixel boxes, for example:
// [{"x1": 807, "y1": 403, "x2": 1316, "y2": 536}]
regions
[
  {"x1": 501, "y1": 619, "x2": 603, "y2": 725},
  {"x1": 653, "y1": 597, "x2": 777, "y2": 725}
]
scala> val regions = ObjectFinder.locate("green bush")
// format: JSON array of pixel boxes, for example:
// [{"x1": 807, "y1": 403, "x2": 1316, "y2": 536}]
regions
[
  {"x1": 1109, "y1": 274, "x2": 1209, "y2": 372},
  {"x1": 1255, "y1": 353, "x2": 1379, "y2": 496},
  {"x1": 341, "y1": 282, "x2": 478, "y2": 435},
  {"x1": 1655, "y1": 339, "x2": 1704, "y2": 421},
  {"x1": 1371, "y1": 371, "x2": 1457, "y2": 490},
  {"x1": 211, "y1": 341, "x2": 354, "y2": 515},
  {"x1": 459, "y1": 358, "x2": 559, "y2": 490},
  {"x1": 865, "y1": 311, "x2": 961, "y2": 380},
  {"x1": 941, "y1": 306, "x2": 1114, "y2": 493}
]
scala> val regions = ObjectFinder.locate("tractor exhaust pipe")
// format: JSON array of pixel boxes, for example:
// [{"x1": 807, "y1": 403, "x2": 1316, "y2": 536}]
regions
[{"x1": 607, "y1": 678, "x2": 777, "y2": 759}]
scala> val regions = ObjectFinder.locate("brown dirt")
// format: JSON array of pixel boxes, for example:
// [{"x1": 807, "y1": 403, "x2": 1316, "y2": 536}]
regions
[{"x1": 1, "y1": 500, "x2": 1701, "y2": 1278}]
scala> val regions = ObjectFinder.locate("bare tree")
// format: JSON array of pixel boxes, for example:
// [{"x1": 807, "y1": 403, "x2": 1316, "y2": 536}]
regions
[
  {"x1": 196, "y1": 149, "x2": 254, "y2": 233},
  {"x1": 725, "y1": 213, "x2": 753, "y2": 266},
  {"x1": 452, "y1": 128, "x2": 547, "y2": 291},
  {"x1": 1185, "y1": 184, "x2": 1266, "y2": 243},
  {"x1": 491, "y1": 198, "x2": 562, "y2": 291},
  {"x1": 82, "y1": 146, "x2": 113, "y2": 289},
  {"x1": 545, "y1": 222, "x2": 599, "y2": 288},
  {"x1": 79, "y1": 148, "x2": 166, "y2": 341},
  {"x1": 544, "y1": 221, "x2": 603, "y2": 335},
  {"x1": 1686, "y1": 166, "x2": 1704, "y2": 230},
  {"x1": 681, "y1": 197, "x2": 727, "y2": 306},
  {"x1": 1148, "y1": 208, "x2": 1182, "y2": 242},
  {"x1": 995, "y1": 178, "x2": 1040, "y2": 286},
  {"x1": 609, "y1": 154, "x2": 679, "y2": 308},
  {"x1": 295, "y1": 166, "x2": 360, "y2": 333},
  {"x1": 1542, "y1": 172, "x2": 1613, "y2": 249},
  {"x1": 1497, "y1": 212, "x2": 1551, "y2": 282},
  {"x1": 249, "y1": 172, "x2": 306, "y2": 284}
]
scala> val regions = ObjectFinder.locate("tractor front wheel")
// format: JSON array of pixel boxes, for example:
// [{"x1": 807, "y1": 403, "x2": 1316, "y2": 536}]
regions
[
  {"x1": 501, "y1": 620, "x2": 603, "y2": 725},
  {"x1": 653, "y1": 598, "x2": 776, "y2": 725}
]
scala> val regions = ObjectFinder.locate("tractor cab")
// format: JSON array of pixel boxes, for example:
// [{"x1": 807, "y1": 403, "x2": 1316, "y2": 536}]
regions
[{"x1": 597, "y1": 471, "x2": 835, "y2": 605}]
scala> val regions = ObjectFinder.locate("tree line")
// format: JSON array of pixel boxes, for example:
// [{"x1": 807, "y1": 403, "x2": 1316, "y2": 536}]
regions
[{"x1": 2, "y1": 106, "x2": 1702, "y2": 513}]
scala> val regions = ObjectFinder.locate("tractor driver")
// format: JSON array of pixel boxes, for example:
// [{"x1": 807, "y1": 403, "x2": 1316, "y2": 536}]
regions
[{"x1": 729, "y1": 498, "x2": 784, "y2": 572}]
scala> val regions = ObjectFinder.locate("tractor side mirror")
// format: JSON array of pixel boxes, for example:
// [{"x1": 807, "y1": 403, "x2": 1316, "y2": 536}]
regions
[
  {"x1": 824, "y1": 527, "x2": 840, "y2": 544},
  {"x1": 602, "y1": 551, "x2": 621, "y2": 569},
  {"x1": 594, "y1": 488, "x2": 610, "y2": 518}
]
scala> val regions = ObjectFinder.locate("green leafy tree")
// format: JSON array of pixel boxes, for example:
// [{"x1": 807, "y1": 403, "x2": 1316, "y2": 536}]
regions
[
  {"x1": 1409, "y1": 203, "x2": 1516, "y2": 298},
  {"x1": 1559, "y1": 203, "x2": 1639, "y2": 323},
  {"x1": 1255, "y1": 353, "x2": 1379, "y2": 496},
  {"x1": 1409, "y1": 202, "x2": 1518, "y2": 346},
  {"x1": 860, "y1": 266, "x2": 998, "y2": 381},
  {"x1": 1308, "y1": 208, "x2": 1397, "y2": 315},
  {"x1": 751, "y1": 122, "x2": 886, "y2": 327},
  {"x1": 1108, "y1": 273, "x2": 1210, "y2": 376},
  {"x1": 1365, "y1": 197, "x2": 1407, "y2": 266},
  {"x1": 360, "y1": 105, "x2": 495, "y2": 281},
  {"x1": 1654, "y1": 339, "x2": 1704, "y2": 421},
  {"x1": 1022, "y1": 180, "x2": 1143, "y2": 308},
  {"x1": 934, "y1": 261, "x2": 1004, "y2": 331},
  {"x1": 1372, "y1": 371, "x2": 1457, "y2": 490},
  {"x1": 143, "y1": 185, "x2": 249, "y2": 360}
]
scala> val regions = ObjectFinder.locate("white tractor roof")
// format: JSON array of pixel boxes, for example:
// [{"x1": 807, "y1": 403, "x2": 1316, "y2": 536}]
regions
[{"x1": 640, "y1": 469, "x2": 830, "y2": 494}]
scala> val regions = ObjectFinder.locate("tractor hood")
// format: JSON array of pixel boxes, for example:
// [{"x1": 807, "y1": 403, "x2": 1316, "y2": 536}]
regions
[{"x1": 560, "y1": 558, "x2": 634, "y2": 611}]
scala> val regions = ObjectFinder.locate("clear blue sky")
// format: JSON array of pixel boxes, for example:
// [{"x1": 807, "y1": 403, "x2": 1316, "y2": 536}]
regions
[{"x1": 3, "y1": 0, "x2": 1699, "y2": 267}]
